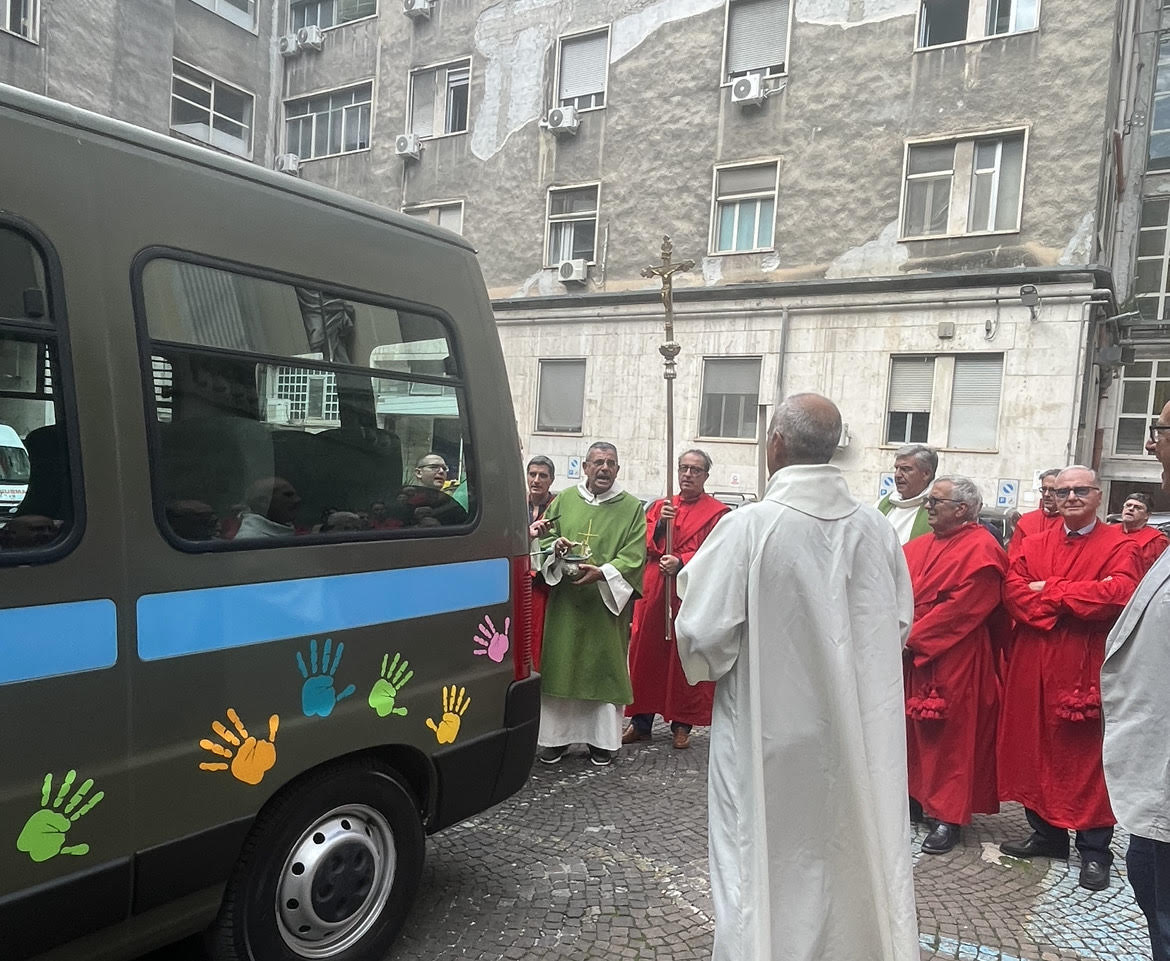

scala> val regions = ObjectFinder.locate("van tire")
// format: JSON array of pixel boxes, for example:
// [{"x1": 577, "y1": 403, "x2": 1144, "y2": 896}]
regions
[{"x1": 208, "y1": 759, "x2": 426, "y2": 961}]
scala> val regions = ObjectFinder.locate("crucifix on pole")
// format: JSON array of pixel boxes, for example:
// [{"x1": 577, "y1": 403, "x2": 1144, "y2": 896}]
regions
[{"x1": 641, "y1": 236, "x2": 694, "y2": 642}]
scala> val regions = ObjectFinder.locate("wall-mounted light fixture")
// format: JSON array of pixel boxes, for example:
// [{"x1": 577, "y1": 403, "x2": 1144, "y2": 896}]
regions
[{"x1": 1019, "y1": 284, "x2": 1040, "y2": 322}]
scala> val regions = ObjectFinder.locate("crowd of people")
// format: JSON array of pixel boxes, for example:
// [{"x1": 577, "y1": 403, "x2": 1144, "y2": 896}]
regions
[{"x1": 523, "y1": 395, "x2": 1170, "y2": 961}]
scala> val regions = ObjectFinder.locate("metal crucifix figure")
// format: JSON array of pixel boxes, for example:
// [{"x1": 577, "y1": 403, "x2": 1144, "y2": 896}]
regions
[{"x1": 641, "y1": 236, "x2": 694, "y2": 641}]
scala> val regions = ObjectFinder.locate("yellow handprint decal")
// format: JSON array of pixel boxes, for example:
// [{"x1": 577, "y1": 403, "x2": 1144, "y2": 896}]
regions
[
  {"x1": 198, "y1": 708, "x2": 279, "y2": 786},
  {"x1": 425, "y1": 685, "x2": 470, "y2": 744}
]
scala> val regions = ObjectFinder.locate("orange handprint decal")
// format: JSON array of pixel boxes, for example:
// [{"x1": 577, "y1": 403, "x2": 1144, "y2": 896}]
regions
[
  {"x1": 198, "y1": 708, "x2": 279, "y2": 786},
  {"x1": 425, "y1": 685, "x2": 470, "y2": 745}
]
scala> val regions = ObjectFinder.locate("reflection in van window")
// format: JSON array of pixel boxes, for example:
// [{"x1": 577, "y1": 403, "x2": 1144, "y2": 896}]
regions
[
  {"x1": 139, "y1": 259, "x2": 475, "y2": 546},
  {"x1": 0, "y1": 227, "x2": 75, "y2": 554}
]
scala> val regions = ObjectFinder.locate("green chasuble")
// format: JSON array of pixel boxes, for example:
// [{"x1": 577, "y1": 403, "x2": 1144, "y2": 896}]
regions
[{"x1": 540, "y1": 486, "x2": 647, "y2": 704}]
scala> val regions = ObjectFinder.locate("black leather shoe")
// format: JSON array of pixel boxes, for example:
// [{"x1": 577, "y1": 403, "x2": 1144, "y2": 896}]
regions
[
  {"x1": 909, "y1": 798, "x2": 925, "y2": 824},
  {"x1": 1080, "y1": 860, "x2": 1110, "y2": 891},
  {"x1": 999, "y1": 833, "x2": 1069, "y2": 860},
  {"x1": 921, "y1": 821, "x2": 962, "y2": 854}
]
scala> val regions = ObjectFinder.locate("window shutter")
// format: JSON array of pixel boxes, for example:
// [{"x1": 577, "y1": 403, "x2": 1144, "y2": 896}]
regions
[
  {"x1": 726, "y1": 0, "x2": 789, "y2": 76},
  {"x1": 888, "y1": 357, "x2": 934, "y2": 412},
  {"x1": 948, "y1": 355, "x2": 1003, "y2": 449},
  {"x1": 410, "y1": 71, "x2": 435, "y2": 137},
  {"x1": 703, "y1": 358, "x2": 761, "y2": 395},
  {"x1": 559, "y1": 31, "x2": 608, "y2": 101}
]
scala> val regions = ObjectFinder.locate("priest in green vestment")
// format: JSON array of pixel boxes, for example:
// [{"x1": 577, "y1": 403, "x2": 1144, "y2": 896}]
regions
[{"x1": 536, "y1": 442, "x2": 647, "y2": 766}]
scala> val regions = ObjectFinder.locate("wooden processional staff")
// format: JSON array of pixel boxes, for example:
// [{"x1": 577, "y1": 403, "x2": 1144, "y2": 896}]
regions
[{"x1": 640, "y1": 236, "x2": 694, "y2": 642}]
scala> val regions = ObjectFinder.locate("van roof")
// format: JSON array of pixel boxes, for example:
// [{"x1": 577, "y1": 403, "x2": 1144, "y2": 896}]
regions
[
  {"x1": 0, "y1": 81, "x2": 476, "y2": 255},
  {"x1": 0, "y1": 424, "x2": 24, "y2": 447}
]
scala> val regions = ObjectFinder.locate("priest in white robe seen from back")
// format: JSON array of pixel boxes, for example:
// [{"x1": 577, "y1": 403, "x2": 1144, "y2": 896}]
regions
[{"x1": 675, "y1": 392, "x2": 918, "y2": 961}]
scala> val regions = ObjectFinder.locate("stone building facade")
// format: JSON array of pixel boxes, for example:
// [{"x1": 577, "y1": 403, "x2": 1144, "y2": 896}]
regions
[{"x1": 4, "y1": 0, "x2": 1165, "y2": 509}]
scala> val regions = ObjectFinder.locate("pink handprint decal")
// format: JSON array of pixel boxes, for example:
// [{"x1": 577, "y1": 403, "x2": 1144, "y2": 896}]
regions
[{"x1": 473, "y1": 615, "x2": 510, "y2": 663}]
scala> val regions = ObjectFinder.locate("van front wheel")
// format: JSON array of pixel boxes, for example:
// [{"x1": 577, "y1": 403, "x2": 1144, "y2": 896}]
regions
[{"x1": 210, "y1": 760, "x2": 425, "y2": 961}]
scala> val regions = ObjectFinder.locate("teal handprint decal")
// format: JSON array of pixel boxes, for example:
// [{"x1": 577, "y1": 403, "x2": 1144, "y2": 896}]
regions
[
  {"x1": 368, "y1": 652, "x2": 414, "y2": 718},
  {"x1": 296, "y1": 638, "x2": 356, "y2": 718},
  {"x1": 17, "y1": 770, "x2": 105, "y2": 863}
]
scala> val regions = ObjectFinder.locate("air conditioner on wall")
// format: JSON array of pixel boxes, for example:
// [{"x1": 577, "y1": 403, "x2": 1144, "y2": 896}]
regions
[
  {"x1": 544, "y1": 105, "x2": 579, "y2": 136},
  {"x1": 395, "y1": 133, "x2": 422, "y2": 160},
  {"x1": 278, "y1": 33, "x2": 300, "y2": 57},
  {"x1": 730, "y1": 73, "x2": 765, "y2": 106},
  {"x1": 274, "y1": 153, "x2": 301, "y2": 175},
  {"x1": 403, "y1": 0, "x2": 433, "y2": 18},
  {"x1": 558, "y1": 259, "x2": 587, "y2": 284},
  {"x1": 296, "y1": 25, "x2": 324, "y2": 50}
]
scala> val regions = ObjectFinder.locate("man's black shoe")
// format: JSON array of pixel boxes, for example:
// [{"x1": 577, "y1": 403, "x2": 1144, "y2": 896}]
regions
[
  {"x1": 999, "y1": 833, "x2": 1069, "y2": 860},
  {"x1": 909, "y1": 798, "x2": 925, "y2": 824},
  {"x1": 588, "y1": 745, "x2": 613, "y2": 766},
  {"x1": 1080, "y1": 860, "x2": 1110, "y2": 891},
  {"x1": 538, "y1": 745, "x2": 568, "y2": 765},
  {"x1": 921, "y1": 821, "x2": 962, "y2": 854}
]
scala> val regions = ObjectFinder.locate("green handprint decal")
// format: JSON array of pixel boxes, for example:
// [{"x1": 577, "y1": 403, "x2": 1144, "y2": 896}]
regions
[
  {"x1": 368, "y1": 652, "x2": 414, "y2": 718},
  {"x1": 17, "y1": 770, "x2": 105, "y2": 863}
]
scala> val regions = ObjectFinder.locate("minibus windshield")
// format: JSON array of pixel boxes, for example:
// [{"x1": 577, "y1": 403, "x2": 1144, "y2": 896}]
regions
[{"x1": 0, "y1": 445, "x2": 29, "y2": 483}]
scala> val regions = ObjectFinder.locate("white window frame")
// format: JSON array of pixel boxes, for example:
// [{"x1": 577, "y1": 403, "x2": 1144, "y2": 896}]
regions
[
  {"x1": 283, "y1": 81, "x2": 374, "y2": 162},
  {"x1": 915, "y1": 0, "x2": 1041, "y2": 51},
  {"x1": 534, "y1": 358, "x2": 587, "y2": 435},
  {"x1": 1, "y1": 0, "x2": 38, "y2": 41},
  {"x1": 544, "y1": 183, "x2": 601, "y2": 268},
  {"x1": 1114, "y1": 358, "x2": 1170, "y2": 456},
  {"x1": 1135, "y1": 197, "x2": 1170, "y2": 322},
  {"x1": 402, "y1": 200, "x2": 465, "y2": 235},
  {"x1": 290, "y1": 0, "x2": 378, "y2": 31},
  {"x1": 698, "y1": 356, "x2": 763, "y2": 441},
  {"x1": 720, "y1": 0, "x2": 794, "y2": 85},
  {"x1": 884, "y1": 353, "x2": 1004, "y2": 451},
  {"x1": 708, "y1": 160, "x2": 780, "y2": 256},
  {"x1": 1149, "y1": 36, "x2": 1170, "y2": 172},
  {"x1": 187, "y1": 0, "x2": 257, "y2": 31},
  {"x1": 554, "y1": 26, "x2": 611, "y2": 112},
  {"x1": 407, "y1": 58, "x2": 473, "y2": 140},
  {"x1": 899, "y1": 127, "x2": 1028, "y2": 241},
  {"x1": 170, "y1": 60, "x2": 255, "y2": 159}
]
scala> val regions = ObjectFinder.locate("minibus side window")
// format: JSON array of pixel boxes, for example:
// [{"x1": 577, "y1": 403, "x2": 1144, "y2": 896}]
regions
[
  {"x1": 137, "y1": 258, "x2": 477, "y2": 548},
  {"x1": 0, "y1": 228, "x2": 75, "y2": 556}
]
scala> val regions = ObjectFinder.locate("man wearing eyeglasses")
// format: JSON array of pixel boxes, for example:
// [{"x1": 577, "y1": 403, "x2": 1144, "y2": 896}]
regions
[
  {"x1": 1103, "y1": 406, "x2": 1170, "y2": 960},
  {"x1": 624, "y1": 449, "x2": 730, "y2": 750},
  {"x1": 390, "y1": 452, "x2": 469, "y2": 527},
  {"x1": 998, "y1": 466, "x2": 1141, "y2": 891},
  {"x1": 1009, "y1": 468, "x2": 1062, "y2": 558},
  {"x1": 903, "y1": 476, "x2": 1006, "y2": 856}
]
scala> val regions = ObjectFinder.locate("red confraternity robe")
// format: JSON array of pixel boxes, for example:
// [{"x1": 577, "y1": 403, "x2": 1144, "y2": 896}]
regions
[
  {"x1": 1123, "y1": 524, "x2": 1169, "y2": 577},
  {"x1": 999, "y1": 522, "x2": 1141, "y2": 829},
  {"x1": 626, "y1": 493, "x2": 729, "y2": 727},
  {"x1": 903, "y1": 523, "x2": 1005, "y2": 825},
  {"x1": 1008, "y1": 508, "x2": 1061, "y2": 559}
]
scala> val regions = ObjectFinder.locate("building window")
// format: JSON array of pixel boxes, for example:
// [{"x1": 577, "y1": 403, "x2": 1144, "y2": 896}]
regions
[
  {"x1": 557, "y1": 28, "x2": 609, "y2": 110},
  {"x1": 1136, "y1": 198, "x2": 1170, "y2": 320},
  {"x1": 536, "y1": 359, "x2": 586, "y2": 433},
  {"x1": 546, "y1": 185, "x2": 599, "y2": 265},
  {"x1": 711, "y1": 162, "x2": 778, "y2": 254},
  {"x1": 189, "y1": 0, "x2": 256, "y2": 29},
  {"x1": 887, "y1": 357, "x2": 935, "y2": 444},
  {"x1": 700, "y1": 358, "x2": 761, "y2": 439},
  {"x1": 1116, "y1": 360, "x2": 1170, "y2": 454},
  {"x1": 723, "y1": 0, "x2": 791, "y2": 82},
  {"x1": 408, "y1": 60, "x2": 471, "y2": 138},
  {"x1": 285, "y1": 82, "x2": 372, "y2": 160},
  {"x1": 2, "y1": 0, "x2": 37, "y2": 40},
  {"x1": 403, "y1": 202, "x2": 463, "y2": 234},
  {"x1": 170, "y1": 61, "x2": 254, "y2": 158},
  {"x1": 918, "y1": 0, "x2": 1038, "y2": 47},
  {"x1": 947, "y1": 355, "x2": 1003, "y2": 449},
  {"x1": 887, "y1": 354, "x2": 1003, "y2": 448},
  {"x1": 901, "y1": 130, "x2": 1026, "y2": 239},
  {"x1": 1150, "y1": 38, "x2": 1170, "y2": 171},
  {"x1": 291, "y1": 0, "x2": 376, "y2": 30}
]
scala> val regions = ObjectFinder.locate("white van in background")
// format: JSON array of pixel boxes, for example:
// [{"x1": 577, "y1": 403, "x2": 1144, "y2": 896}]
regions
[{"x1": 0, "y1": 424, "x2": 29, "y2": 512}]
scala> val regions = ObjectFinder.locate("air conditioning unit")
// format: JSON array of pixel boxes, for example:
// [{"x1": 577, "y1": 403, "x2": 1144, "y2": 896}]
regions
[
  {"x1": 395, "y1": 133, "x2": 422, "y2": 160},
  {"x1": 278, "y1": 33, "x2": 301, "y2": 57},
  {"x1": 558, "y1": 259, "x2": 588, "y2": 284},
  {"x1": 274, "y1": 153, "x2": 301, "y2": 175},
  {"x1": 545, "y1": 105, "x2": 580, "y2": 136},
  {"x1": 403, "y1": 0, "x2": 433, "y2": 18},
  {"x1": 296, "y1": 24, "x2": 325, "y2": 50},
  {"x1": 730, "y1": 73, "x2": 766, "y2": 106}
]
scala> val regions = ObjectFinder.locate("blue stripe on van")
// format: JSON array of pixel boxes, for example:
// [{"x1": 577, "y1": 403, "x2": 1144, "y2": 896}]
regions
[
  {"x1": 137, "y1": 558, "x2": 510, "y2": 661},
  {"x1": 0, "y1": 599, "x2": 118, "y2": 685}
]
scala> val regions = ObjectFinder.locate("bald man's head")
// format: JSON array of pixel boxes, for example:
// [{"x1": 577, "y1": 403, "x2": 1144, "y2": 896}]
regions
[{"x1": 767, "y1": 393, "x2": 842, "y2": 472}]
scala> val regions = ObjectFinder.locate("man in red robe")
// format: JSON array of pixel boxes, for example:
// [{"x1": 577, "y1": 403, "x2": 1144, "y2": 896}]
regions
[
  {"x1": 623, "y1": 449, "x2": 729, "y2": 750},
  {"x1": 998, "y1": 466, "x2": 1141, "y2": 891},
  {"x1": 1119, "y1": 491, "x2": 1168, "y2": 576},
  {"x1": 1008, "y1": 468, "x2": 1061, "y2": 558},
  {"x1": 903, "y1": 475, "x2": 1005, "y2": 855}
]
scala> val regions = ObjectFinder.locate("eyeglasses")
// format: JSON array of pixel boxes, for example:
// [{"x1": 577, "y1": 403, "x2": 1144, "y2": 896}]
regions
[
  {"x1": 421, "y1": 464, "x2": 448, "y2": 472},
  {"x1": 678, "y1": 466, "x2": 708, "y2": 475},
  {"x1": 1053, "y1": 486, "x2": 1100, "y2": 499},
  {"x1": 1149, "y1": 423, "x2": 1170, "y2": 443},
  {"x1": 924, "y1": 496, "x2": 962, "y2": 508}
]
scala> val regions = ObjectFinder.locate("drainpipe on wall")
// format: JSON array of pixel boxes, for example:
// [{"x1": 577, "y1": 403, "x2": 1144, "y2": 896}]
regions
[{"x1": 1069, "y1": 291, "x2": 1116, "y2": 467}]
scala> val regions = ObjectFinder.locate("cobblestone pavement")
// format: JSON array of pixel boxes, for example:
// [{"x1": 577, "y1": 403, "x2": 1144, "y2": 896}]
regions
[{"x1": 146, "y1": 721, "x2": 1152, "y2": 961}]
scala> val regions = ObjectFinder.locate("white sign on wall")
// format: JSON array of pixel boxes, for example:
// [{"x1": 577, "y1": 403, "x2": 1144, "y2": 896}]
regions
[
  {"x1": 997, "y1": 479, "x2": 1019, "y2": 509},
  {"x1": 566, "y1": 456, "x2": 581, "y2": 480},
  {"x1": 728, "y1": 472, "x2": 741, "y2": 487},
  {"x1": 878, "y1": 472, "x2": 895, "y2": 499}
]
